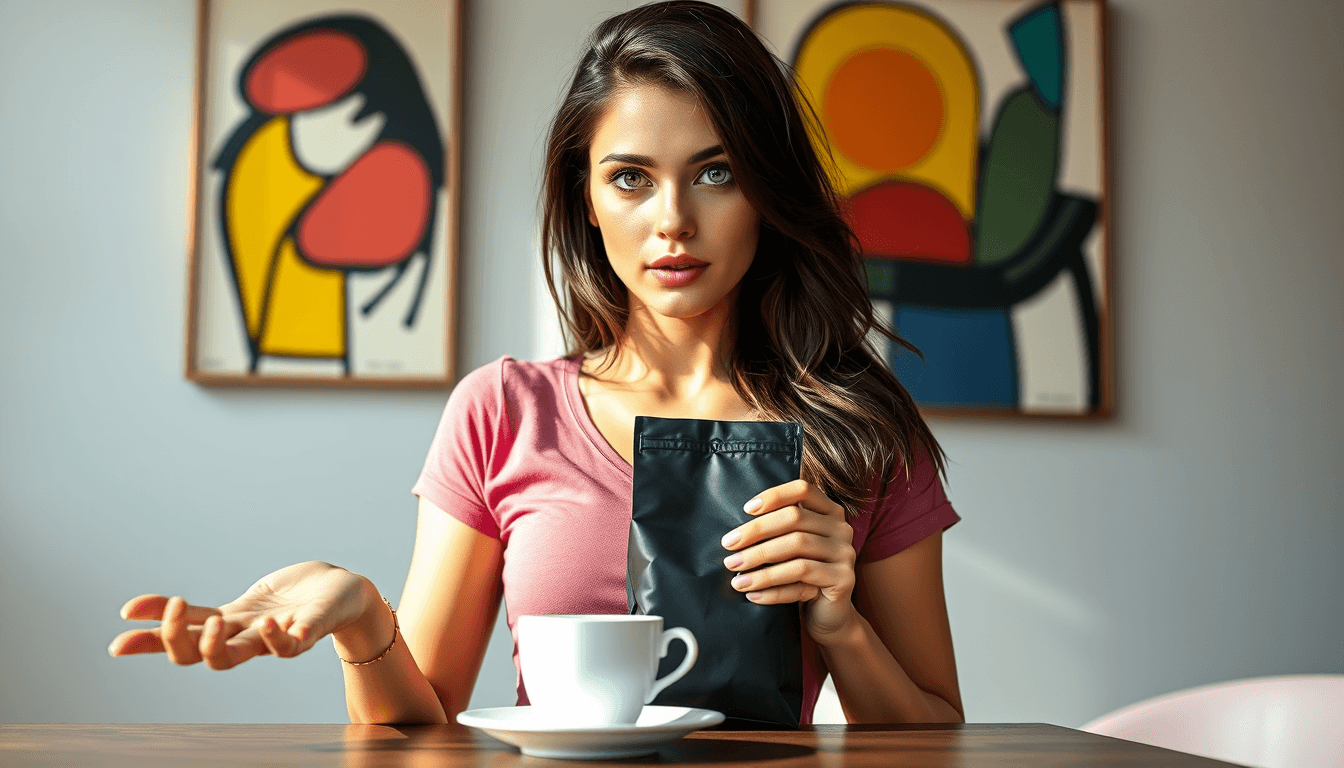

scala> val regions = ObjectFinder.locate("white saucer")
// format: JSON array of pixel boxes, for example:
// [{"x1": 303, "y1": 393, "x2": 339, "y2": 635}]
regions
[{"x1": 456, "y1": 705, "x2": 725, "y2": 759}]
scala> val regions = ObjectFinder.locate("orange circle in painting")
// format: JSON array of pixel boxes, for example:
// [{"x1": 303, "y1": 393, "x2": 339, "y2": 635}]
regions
[{"x1": 823, "y1": 48, "x2": 944, "y2": 172}]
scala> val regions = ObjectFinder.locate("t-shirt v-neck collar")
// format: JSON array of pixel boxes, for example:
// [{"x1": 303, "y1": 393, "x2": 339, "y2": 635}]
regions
[{"x1": 563, "y1": 356, "x2": 635, "y2": 479}]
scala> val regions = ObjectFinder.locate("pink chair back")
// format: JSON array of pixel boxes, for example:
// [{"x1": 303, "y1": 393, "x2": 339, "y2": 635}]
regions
[{"x1": 1081, "y1": 675, "x2": 1344, "y2": 768}]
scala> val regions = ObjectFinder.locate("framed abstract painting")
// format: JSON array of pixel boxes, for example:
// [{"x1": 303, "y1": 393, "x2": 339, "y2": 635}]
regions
[
  {"x1": 185, "y1": 0, "x2": 461, "y2": 386},
  {"x1": 749, "y1": 0, "x2": 1112, "y2": 417}
]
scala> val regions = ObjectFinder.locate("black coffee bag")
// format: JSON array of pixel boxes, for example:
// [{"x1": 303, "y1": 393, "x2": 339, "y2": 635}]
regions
[{"x1": 627, "y1": 416, "x2": 803, "y2": 728}]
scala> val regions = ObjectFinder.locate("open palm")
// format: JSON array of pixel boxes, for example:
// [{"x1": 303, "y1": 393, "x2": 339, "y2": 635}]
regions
[{"x1": 109, "y1": 561, "x2": 372, "y2": 670}]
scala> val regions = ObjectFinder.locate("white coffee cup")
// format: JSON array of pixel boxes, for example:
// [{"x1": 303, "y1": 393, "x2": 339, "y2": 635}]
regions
[{"x1": 517, "y1": 614, "x2": 698, "y2": 727}]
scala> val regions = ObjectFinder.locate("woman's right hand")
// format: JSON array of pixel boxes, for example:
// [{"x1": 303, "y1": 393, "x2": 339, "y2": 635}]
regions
[{"x1": 109, "y1": 561, "x2": 383, "y2": 670}]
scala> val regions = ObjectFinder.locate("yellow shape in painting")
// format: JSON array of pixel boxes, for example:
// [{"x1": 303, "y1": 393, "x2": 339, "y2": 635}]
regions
[
  {"x1": 794, "y1": 3, "x2": 979, "y2": 218},
  {"x1": 224, "y1": 117, "x2": 325, "y2": 339},
  {"x1": 259, "y1": 236, "x2": 346, "y2": 357}
]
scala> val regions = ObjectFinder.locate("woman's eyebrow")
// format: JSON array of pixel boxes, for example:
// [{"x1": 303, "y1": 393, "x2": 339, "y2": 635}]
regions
[
  {"x1": 597, "y1": 145, "x2": 725, "y2": 166},
  {"x1": 688, "y1": 145, "x2": 726, "y2": 164}
]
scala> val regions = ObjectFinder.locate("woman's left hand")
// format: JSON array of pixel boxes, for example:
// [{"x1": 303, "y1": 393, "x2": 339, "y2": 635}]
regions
[{"x1": 721, "y1": 479, "x2": 859, "y2": 644}]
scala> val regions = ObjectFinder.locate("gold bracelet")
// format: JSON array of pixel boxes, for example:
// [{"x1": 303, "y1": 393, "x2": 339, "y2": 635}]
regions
[{"x1": 339, "y1": 597, "x2": 398, "y2": 666}]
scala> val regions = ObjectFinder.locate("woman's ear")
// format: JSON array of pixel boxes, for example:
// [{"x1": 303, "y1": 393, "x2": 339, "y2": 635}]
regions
[{"x1": 585, "y1": 185, "x2": 599, "y2": 228}]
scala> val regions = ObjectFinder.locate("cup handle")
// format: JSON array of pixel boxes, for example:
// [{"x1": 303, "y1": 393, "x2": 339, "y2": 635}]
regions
[{"x1": 647, "y1": 627, "x2": 698, "y2": 703}]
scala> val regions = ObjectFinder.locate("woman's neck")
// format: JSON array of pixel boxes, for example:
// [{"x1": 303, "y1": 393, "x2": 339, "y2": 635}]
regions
[{"x1": 591, "y1": 294, "x2": 737, "y2": 402}]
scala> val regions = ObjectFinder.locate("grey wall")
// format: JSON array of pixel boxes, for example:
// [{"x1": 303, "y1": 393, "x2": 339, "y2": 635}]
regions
[{"x1": 0, "y1": 0, "x2": 1340, "y2": 726}]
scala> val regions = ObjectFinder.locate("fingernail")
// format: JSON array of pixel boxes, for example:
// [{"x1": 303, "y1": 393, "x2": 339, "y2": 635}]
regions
[
  {"x1": 721, "y1": 530, "x2": 741, "y2": 548},
  {"x1": 746, "y1": 592, "x2": 762, "y2": 602},
  {"x1": 724, "y1": 553, "x2": 743, "y2": 569},
  {"x1": 743, "y1": 498, "x2": 763, "y2": 514},
  {"x1": 731, "y1": 574, "x2": 751, "y2": 589}
]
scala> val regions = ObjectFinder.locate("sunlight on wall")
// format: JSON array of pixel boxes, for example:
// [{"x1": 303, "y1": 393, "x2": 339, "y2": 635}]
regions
[{"x1": 944, "y1": 535, "x2": 1108, "y2": 723}]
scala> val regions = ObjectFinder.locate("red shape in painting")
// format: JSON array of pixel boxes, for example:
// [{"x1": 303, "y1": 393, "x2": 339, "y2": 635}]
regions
[
  {"x1": 246, "y1": 30, "x2": 367, "y2": 114},
  {"x1": 847, "y1": 180, "x2": 971, "y2": 264},
  {"x1": 297, "y1": 141, "x2": 432, "y2": 269}
]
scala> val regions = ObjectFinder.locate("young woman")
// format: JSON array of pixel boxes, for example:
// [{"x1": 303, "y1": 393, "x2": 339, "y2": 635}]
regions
[{"x1": 110, "y1": 1, "x2": 963, "y2": 725}]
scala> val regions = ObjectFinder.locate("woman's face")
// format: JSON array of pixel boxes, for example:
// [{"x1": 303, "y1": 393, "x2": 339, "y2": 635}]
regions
[{"x1": 585, "y1": 84, "x2": 760, "y2": 322}]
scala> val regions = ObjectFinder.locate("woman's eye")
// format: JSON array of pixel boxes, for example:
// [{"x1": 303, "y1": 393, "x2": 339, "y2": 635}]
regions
[
  {"x1": 613, "y1": 170, "x2": 645, "y2": 190},
  {"x1": 699, "y1": 165, "x2": 733, "y2": 186}
]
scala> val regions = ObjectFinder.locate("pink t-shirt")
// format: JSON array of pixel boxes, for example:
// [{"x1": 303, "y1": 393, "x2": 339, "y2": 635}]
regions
[{"x1": 412, "y1": 356, "x2": 959, "y2": 724}]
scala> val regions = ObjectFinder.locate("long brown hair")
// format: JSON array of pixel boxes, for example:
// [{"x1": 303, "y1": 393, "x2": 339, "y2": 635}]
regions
[{"x1": 541, "y1": 0, "x2": 944, "y2": 513}]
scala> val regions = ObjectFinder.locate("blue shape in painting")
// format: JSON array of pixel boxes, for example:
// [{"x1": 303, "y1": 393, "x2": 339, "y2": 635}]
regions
[
  {"x1": 892, "y1": 306, "x2": 1018, "y2": 407},
  {"x1": 1010, "y1": 3, "x2": 1064, "y2": 109}
]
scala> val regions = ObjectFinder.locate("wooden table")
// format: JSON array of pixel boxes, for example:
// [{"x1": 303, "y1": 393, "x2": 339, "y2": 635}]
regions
[{"x1": 0, "y1": 723, "x2": 1241, "y2": 766}]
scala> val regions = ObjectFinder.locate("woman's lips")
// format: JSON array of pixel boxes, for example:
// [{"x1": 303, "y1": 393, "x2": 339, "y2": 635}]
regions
[{"x1": 648, "y1": 257, "x2": 708, "y2": 288}]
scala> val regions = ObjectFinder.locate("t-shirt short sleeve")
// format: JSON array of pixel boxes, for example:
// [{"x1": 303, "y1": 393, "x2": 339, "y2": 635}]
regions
[
  {"x1": 858, "y1": 444, "x2": 960, "y2": 564},
  {"x1": 410, "y1": 359, "x2": 508, "y2": 539}
]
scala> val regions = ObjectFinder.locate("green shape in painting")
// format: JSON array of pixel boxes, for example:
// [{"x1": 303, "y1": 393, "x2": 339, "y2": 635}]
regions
[
  {"x1": 865, "y1": 258, "x2": 897, "y2": 295},
  {"x1": 973, "y1": 89, "x2": 1060, "y2": 266},
  {"x1": 1010, "y1": 3, "x2": 1065, "y2": 109}
]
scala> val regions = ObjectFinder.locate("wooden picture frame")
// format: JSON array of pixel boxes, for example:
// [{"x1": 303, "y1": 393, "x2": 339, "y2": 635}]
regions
[
  {"x1": 185, "y1": 0, "x2": 462, "y2": 387},
  {"x1": 749, "y1": 0, "x2": 1113, "y2": 418}
]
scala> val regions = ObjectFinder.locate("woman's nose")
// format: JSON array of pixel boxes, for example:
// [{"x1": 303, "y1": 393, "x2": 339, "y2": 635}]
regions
[{"x1": 656, "y1": 187, "x2": 695, "y2": 241}]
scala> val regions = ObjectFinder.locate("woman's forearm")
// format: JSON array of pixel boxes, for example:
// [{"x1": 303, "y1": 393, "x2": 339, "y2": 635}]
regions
[
  {"x1": 335, "y1": 579, "x2": 448, "y2": 724},
  {"x1": 819, "y1": 612, "x2": 965, "y2": 724}
]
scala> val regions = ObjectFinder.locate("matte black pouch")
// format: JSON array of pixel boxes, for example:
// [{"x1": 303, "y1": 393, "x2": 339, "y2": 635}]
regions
[{"x1": 627, "y1": 416, "x2": 804, "y2": 728}]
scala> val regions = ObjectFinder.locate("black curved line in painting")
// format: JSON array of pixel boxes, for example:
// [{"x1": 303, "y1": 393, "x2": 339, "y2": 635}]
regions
[
  {"x1": 865, "y1": 193, "x2": 1100, "y2": 408},
  {"x1": 211, "y1": 14, "x2": 445, "y2": 374}
]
